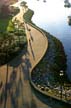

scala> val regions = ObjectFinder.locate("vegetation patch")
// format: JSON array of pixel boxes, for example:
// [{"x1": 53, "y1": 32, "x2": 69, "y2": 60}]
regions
[
  {"x1": 0, "y1": 28, "x2": 27, "y2": 65},
  {"x1": 0, "y1": 5, "x2": 19, "y2": 32},
  {"x1": 0, "y1": 7, "x2": 27, "y2": 65},
  {"x1": 24, "y1": 9, "x2": 34, "y2": 23},
  {"x1": 0, "y1": 17, "x2": 12, "y2": 32}
]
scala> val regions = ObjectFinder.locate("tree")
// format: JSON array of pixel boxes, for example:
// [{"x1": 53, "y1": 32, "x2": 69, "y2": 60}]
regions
[
  {"x1": 0, "y1": 32, "x2": 15, "y2": 64},
  {"x1": 0, "y1": 4, "x2": 10, "y2": 18},
  {"x1": 7, "y1": 20, "x2": 15, "y2": 32}
]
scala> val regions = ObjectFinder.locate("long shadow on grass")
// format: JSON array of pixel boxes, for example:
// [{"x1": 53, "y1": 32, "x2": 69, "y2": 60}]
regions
[
  {"x1": 29, "y1": 39, "x2": 35, "y2": 60},
  {"x1": 0, "y1": 47, "x2": 32, "y2": 108}
]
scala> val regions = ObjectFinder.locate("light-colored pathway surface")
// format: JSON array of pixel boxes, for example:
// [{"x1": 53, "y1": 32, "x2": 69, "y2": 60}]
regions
[{"x1": 0, "y1": 1, "x2": 49, "y2": 108}]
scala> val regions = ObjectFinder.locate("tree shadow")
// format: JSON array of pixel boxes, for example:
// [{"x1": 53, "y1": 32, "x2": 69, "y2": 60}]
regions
[
  {"x1": 8, "y1": 48, "x2": 28, "y2": 67},
  {"x1": 10, "y1": 92, "x2": 18, "y2": 108},
  {"x1": 21, "y1": 57, "x2": 31, "y2": 80},
  {"x1": 29, "y1": 31, "x2": 34, "y2": 42},
  {"x1": 23, "y1": 101, "x2": 30, "y2": 108},
  {"x1": 29, "y1": 39, "x2": 35, "y2": 60},
  {"x1": 9, "y1": 67, "x2": 24, "y2": 108},
  {"x1": 30, "y1": 97, "x2": 37, "y2": 108},
  {"x1": 8, "y1": 55, "x2": 31, "y2": 107},
  {"x1": 0, "y1": 67, "x2": 18, "y2": 108}
]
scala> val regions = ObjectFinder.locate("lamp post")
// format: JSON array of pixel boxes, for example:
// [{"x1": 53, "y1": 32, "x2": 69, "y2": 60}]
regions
[{"x1": 59, "y1": 70, "x2": 64, "y2": 99}]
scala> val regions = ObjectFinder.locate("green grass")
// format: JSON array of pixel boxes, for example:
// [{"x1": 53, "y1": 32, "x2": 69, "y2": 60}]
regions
[
  {"x1": 0, "y1": 7, "x2": 20, "y2": 33},
  {"x1": 0, "y1": 17, "x2": 12, "y2": 32},
  {"x1": 23, "y1": 9, "x2": 34, "y2": 23}
]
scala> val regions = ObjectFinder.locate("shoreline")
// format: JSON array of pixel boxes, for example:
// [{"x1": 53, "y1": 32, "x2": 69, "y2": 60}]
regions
[
  {"x1": 24, "y1": 8, "x2": 68, "y2": 83},
  {"x1": 23, "y1": 7, "x2": 71, "y2": 105},
  {"x1": 26, "y1": 9, "x2": 71, "y2": 106}
]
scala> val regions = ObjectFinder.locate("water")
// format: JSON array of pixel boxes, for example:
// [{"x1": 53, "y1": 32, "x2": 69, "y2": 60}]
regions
[{"x1": 19, "y1": 0, "x2": 71, "y2": 81}]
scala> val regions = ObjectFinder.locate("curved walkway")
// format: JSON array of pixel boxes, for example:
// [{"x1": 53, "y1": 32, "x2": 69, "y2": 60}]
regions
[{"x1": 0, "y1": 1, "x2": 49, "y2": 108}]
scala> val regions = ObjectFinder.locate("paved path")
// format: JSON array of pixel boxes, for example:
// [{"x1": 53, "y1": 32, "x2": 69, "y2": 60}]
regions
[{"x1": 0, "y1": 1, "x2": 50, "y2": 108}]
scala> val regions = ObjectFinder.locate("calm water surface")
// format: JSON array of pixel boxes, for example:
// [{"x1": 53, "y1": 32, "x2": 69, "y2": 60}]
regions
[{"x1": 20, "y1": 0, "x2": 71, "y2": 81}]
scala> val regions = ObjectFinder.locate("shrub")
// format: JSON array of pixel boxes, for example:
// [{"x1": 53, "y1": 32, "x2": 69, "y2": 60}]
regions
[{"x1": 7, "y1": 20, "x2": 15, "y2": 32}]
